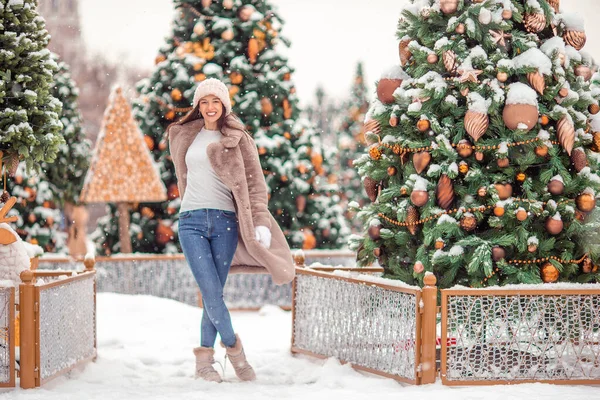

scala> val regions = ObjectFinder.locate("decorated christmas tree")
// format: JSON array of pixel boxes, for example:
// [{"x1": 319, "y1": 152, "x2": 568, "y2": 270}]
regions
[
  {"x1": 93, "y1": 0, "x2": 347, "y2": 254},
  {"x1": 351, "y1": 0, "x2": 600, "y2": 287},
  {"x1": 0, "y1": 0, "x2": 64, "y2": 177},
  {"x1": 337, "y1": 62, "x2": 370, "y2": 232},
  {"x1": 5, "y1": 55, "x2": 91, "y2": 254},
  {"x1": 84, "y1": 87, "x2": 167, "y2": 254}
]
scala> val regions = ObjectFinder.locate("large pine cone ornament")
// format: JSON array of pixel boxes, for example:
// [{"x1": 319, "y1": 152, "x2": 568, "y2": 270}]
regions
[
  {"x1": 465, "y1": 111, "x2": 489, "y2": 142},
  {"x1": 571, "y1": 148, "x2": 587, "y2": 172},
  {"x1": 524, "y1": 13, "x2": 546, "y2": 33},
  {"x1": 527, "y1": 71, "x2": 545, "y2": 95},
  {"x1": 443, "y1": 50, "x2": 457, "y2": 73},
  {"x1": 556, "y1": 116, "x2": 575, "y2": 156},
  {"x1": 363, "y1": 177, "x2": 379, "y2": 202},
  {"x1": 406, "y1": 205, "x2": 419, "y2": 235},
  {"x1": 436, "y1": 174, "x2": 455, "y2": 209},
  {"x1": 563, "y1": 30, "x2": 586, "y2": 51}
]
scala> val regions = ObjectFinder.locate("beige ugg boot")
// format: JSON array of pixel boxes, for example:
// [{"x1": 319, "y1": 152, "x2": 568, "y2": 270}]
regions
[
  {"x1": 193, "y1": 347, "x2": 222, "y2": 383},
  {"x1": 221, "y1": 334, "x2": 256, "y2": 381}
]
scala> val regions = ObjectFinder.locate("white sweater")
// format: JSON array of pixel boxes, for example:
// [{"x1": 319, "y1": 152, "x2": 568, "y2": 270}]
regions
[{"x1": 180, "y1": 128, "x2": 236, "y2": 213}]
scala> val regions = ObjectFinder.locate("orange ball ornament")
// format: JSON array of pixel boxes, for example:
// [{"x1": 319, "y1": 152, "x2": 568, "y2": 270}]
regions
[
  {"x1": 541, "y1": 262, "x2": 559, "y2": 283},
  {"x1": 144, "y1": 135, "x2": 155, "y2": 151},
  {"x1": 171, "y1": 88, "x2": 182, "y2": 101},
  {"x1": 417, "y1": 119, "x2": 430, "y2": 132},
  {"x1": 493, "y1": 206, "x2": 505, "y2": 217},
  {"x1": 516, "y1": 209, "x2": 528, "y2": 221},
  {"x1": 576, "y1": 193, "x2": 596, "y2": 212}
]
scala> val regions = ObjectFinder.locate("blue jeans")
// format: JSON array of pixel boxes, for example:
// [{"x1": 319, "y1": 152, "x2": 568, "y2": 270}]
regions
[{"x1": 178, "y1": 208, "x2": 238, "y2": 348}]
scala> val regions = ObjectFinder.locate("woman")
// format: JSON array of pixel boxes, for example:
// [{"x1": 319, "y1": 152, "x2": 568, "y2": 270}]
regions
[{"x1": 167, "y1": 78, "x2": 295, "y2": 383}]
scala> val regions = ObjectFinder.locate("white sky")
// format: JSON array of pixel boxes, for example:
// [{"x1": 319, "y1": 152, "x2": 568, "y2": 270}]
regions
[{"x1": 78, "y1": 0, "x2": 600, "y2": 106}]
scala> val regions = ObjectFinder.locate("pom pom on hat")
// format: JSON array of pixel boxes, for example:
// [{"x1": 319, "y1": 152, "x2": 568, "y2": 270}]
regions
[{"x1": 192, "y1": 78, "x2": 232, "y2": 116}]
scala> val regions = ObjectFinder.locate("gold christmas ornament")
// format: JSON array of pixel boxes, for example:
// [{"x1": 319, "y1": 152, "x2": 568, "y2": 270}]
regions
[
  {"x1": 477, "y1": 187, "x2": 487, "y2": 197},
  {"x1": 377, "y1": 78, "x2": 403, "y2": 104},
  {"x1": 387, "y1": 166, "x2": 397, "y2": 176},
  {"x1": 460, "y1": 214, "x2": 477, "y2": 231},
  {"x1": 363, "y1": 177, "x2": 379, "y2": 202},
  {"x1": 497, "y1": 158, "x2": 509, "y2": 168},
  {"x1": 144, "y1": 135, "x2": 155, "y2": 151},
  {"x1": 465, "y1": 110, "x2": 489, "y2": 142},
  {"x1": 575, "y1": 65, "x2": 593, "y2": 81},
  {"x1": 545, "y1": 217, "x2": 564, "y2": 235},
  {"x1": 497, "y1": 71, "x2": 508, "y2": 82},
  {"x1": 535, "y1": 145, "x2": 549, "y2": 157},
  {"x1": 455, "y1": 23, "x2": 465, "y2": 34},
  {"x1": 435, "y1": 239, "x2": 445, "y2": 250},
  {"x1": 571, "y1": 148, "x2": 587, "y2": 172},
  {"x1": 171, "y1": 88, "x2": 182, "y2": 101},
  {"x1": 492, "y1": 246, "x2": 506, "y2": 261},
  {"x1": 443, "y1": 50, "x2": 457, "y2": 73},
  {"x1": 516, "y1": 172, "x2": 526, "y2": 182},
  {"x1": 369, "y1": 147, "x2": 381, "y2": 160},
  {"x1": 494, "y1": 183, "x2": 513, "y2": 200},
  {"x1": 576, "y1": 192, "x2": 595, "y2": 212},
  {"x1": 502, "y1": 9, "x2": 513, "y2": 20},
  {"x1": 399, "y1": 39, "x2": 412, "y2": 66},
  {"x1": 413, "y1": 261, "x2": 425, "y2": 274},
  {"x1": 475, "y1": 151, "x2": 484, "y2": 162},
  {"x1": 459, "y1": 162, "x2": 469, "y2": 174},
  {"x1": 260, "y1": 97, "x2": 273, "y2": 116},
  {"x1": 527, "y1": 71, "x2": 545, "y2": 95},
  {"x1": 439, "y1": 0, "x2": 459, "y2": 14},
  {"x1": 165, "y1": 110, "x2": 176, "y2": 120},
  {"x1": 540, "y1": 115, "x2": 550, "y2": 126},
  {"x1": 541, "y1": 262, "x2": 559, "y2": 283},
  {"x1": 412, "y1": 151, "x2": 431, "y2": 174},
  {"x1": 524, "y1": 13, "x2": 546, "y2": 33},
  {"x1": 493, "y1": 205, "x2": 505, "y2": 217},
  {"x1": 427, "y1": 53, "x2": 439, "y2": 64},
  {"x1": 283, "y1": 98, "x2": 292, "y2": 119},
  {"x1": 155, "y1": 54, "x2": 166, "y2": 64},
  {"x1": 411, "y1": 190, "x2": 429, "y2": 207},
  {"x1": 516, "y1": 209, "x2": 528, "y2": 221},
  {"x1": 548, "y1": 179, "x2": 564, "y2": 195},
  {"x1": 503, "y1": 104, "x2": 539, "y2": 131},
  {"x1": 556, "y1": 116, "x2": 575, "y2": 156},
  {"x1": 563, "y1": 30, "x2": 586, "y2": 51},
  {"x1": 436, "y1": 174, "x2": 454, "y2": 209},
  {"x1": 406, "y1": 206, "x2": 419, "y2": 235},
  {"x1": 457, "y1": 139, "x2": 473, "y2": 158},
  {"x1": 417, "y1": 119, "x2": 430, "y2": 132}
]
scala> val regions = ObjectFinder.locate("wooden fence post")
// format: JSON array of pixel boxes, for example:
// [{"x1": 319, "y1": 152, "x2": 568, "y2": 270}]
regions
[
  {"x1": 421, "y1": 273, "x2": 437, "y2": 384},
  {"x1": 19, "y1": 270, "x2": 38, "y2": 389}
]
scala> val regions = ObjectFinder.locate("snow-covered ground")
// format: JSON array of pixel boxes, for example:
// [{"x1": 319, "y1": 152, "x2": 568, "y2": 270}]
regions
[{"x1": 1, "y1": 293, "x2": 597, "y2": 399}]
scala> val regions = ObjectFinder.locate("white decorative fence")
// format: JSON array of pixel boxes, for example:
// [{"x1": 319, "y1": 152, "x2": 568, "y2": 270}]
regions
[
  {"x1": 20, "y1": 267, "x2": 97, "y2": 388},
  {"x1": 0, "y1": 287, "x2": 15, "y2": 388},
  {"x1": 441, "y1": 287, "x2": 600, "y2": 385},
  {"x1": 38, "y1": 251, "x2": 358, "y2": 310},
  {"x1": 291, "y1": 268, "x2": 437, "y2": 384}
]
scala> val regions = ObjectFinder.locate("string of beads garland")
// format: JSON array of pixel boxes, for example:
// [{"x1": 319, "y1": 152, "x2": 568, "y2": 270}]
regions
[
  {"x1": 377, "y1": 198, "x2": 574, "y2": 228},
  {"x1": 479, "y1": 253, "x2": 588, "y2": 285}
]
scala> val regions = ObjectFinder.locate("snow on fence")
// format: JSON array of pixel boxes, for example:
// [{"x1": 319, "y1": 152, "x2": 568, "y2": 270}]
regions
[
  {"x1": 440, "y1": 287, "x2": 600, "y2": 385},
  {"x1": 291, "y1": 265, "x2": 437, "y2": 385},
  {"x1": 0, "y1": 287, "x2": 15, "y2": 388},
  {"x1": 37, "y1": 250, "x2": 359, "y2": 310},
  {"x1": 19, "y1": 260, "x2": 97, "y2": 389}
]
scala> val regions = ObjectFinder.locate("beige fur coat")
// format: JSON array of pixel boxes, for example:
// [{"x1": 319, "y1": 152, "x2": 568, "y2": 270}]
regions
[{"x1": 167, "y1": 116, "x2": 295, "y2": 285}]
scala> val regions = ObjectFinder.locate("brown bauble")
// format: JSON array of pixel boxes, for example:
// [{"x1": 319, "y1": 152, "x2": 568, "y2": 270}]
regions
[
  {"x1": 541, "y1": 262, "x2": 559, "y2": 283},
  {"x1": 368, "y1": 224, "x2": 381, "y2": 240},
  {"x1": 493, "y1": 205, "x2": 505, "y2": 217},
  {"x1": 436, "y1": 174, "x2": 455, "y2": 209},
  {"x1": 545, "y1": 217, "x2": 564, "y2": 235},
  {"x1": 502, "y1": 9, "x2": 513, "y2": 20},
  {"x1": 457, "y1": 139, "x2": 473, "y2": 158},
  {"x1": 497, "y1": 158, "x2": 509, "y2": 168},
  {"x1": 494, "y1": 183, "x2": 513, "y2": 200},
  {"x1": 387, "y1": 166, "x2": 397, "y2": 176},
  {"x1": 460, "y1": 214, "x2": 477, "y2": 231},
  {"x1": 439, "y1": 0, "x2": 459, "y2": 14},
  {"x1": 559, "y1": 87, "x2": 569, "y2": 98},
  {"x1": 455, "y1": 23, "x2": 465, "y2": 34},
  {"x1": 427, "y1": 53, "x2": 439, "y2": 64},
  {"x1": 411, "y1": 190, "x2": 429, "y2": 207},
  {"x1": 377, "y1": 78, "x2": 403, "y2": 104},
  {"x1": 547, "y1": 180, "x2": 564, "y2": 195},
  {"x1": 571, "y1": 148, "x2": 587, "y2": 172},
  {"x1": 155, "y1": 223, "x2": 174, "y2": 246},
  {"x1": 417, "y1": 119, "x2": 431, "y2": 132},
  {"x1": 475, "y1": 151, "x2": 484, "y2": 162},
  {"x1": 492, "y1": 246, "x2": 506, "y2": 261},
  {"x1": 168, "y1": 183, "x2": 180, "y2": 200},
  {"x1": 563, "y1": 30, "x2": 587, "y2": 51},
  {"x1": 528, "y1": 244, "x2": 538, "y2": 253},
  {"x1": 413, "y1": 261, "x2": 425, "y2": 274},
  {"x1": 497, "y1": 71, "x2": 508, "y2": 82},
  {"x1": 503, "y1": 103, "x2": 539, "y2": 131},
  {"x1": 516, "y1": 209, "x2": 528, "y2": 221},
  {"x1": 576, "y1": 193, "x2": 596, "y2": 212},
  {"x1": 389, "y1": 114, "x2": 399, "y2": 127},
  {"x1": 261, "y1": 97, "x2": 273, "y2": 116},
  {"x1": 171, "y1": 88, "x2": 182, "y2": 101},
  {"x1": 373, "y1": 247, "x2": 382, "y2": 258}
]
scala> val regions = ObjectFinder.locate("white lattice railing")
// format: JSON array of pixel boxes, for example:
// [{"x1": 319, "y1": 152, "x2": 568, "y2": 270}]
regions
[
  {"x1": 291, "y1": 268, "x2": 437, "y2": 384},
  {"x1": 19, "y1": 265, "x2": 97, "y2": 389},
  {"x1": 0, "y1": 287, "x2": 15, "y2": 388},
  {"x1": 37, "y1": 251, "x2": 359, "y2": 310},
  {"x1": 441, "y1": 287, "x2": 600, "y2": 385}
]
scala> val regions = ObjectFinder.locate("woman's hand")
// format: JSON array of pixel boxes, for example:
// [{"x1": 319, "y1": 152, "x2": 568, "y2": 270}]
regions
[{"x1": 254, "y1": 226, "x2": 271, "y2": 249}]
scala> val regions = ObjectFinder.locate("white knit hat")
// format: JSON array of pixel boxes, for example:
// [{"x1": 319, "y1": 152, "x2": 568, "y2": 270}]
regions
[{"x1": 192, "y1": 78, "x2": 232, "y2": 116}]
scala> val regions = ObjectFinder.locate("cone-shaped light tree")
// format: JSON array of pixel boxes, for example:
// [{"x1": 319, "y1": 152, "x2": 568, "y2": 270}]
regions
[
  {"x1": 92, "y1": 0, "x2": 347, "y2": 254},
  {"x1": 82, "y1": 87, "x2": 167, "y2": 254},
  {"x1": 352, "y1": 0, "x2": 600, "y2": 287}
]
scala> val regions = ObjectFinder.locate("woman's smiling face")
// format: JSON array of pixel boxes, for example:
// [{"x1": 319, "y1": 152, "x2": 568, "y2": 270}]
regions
[{"x1": 198, "y1": 94, "x2": 223, "y2": 125}]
